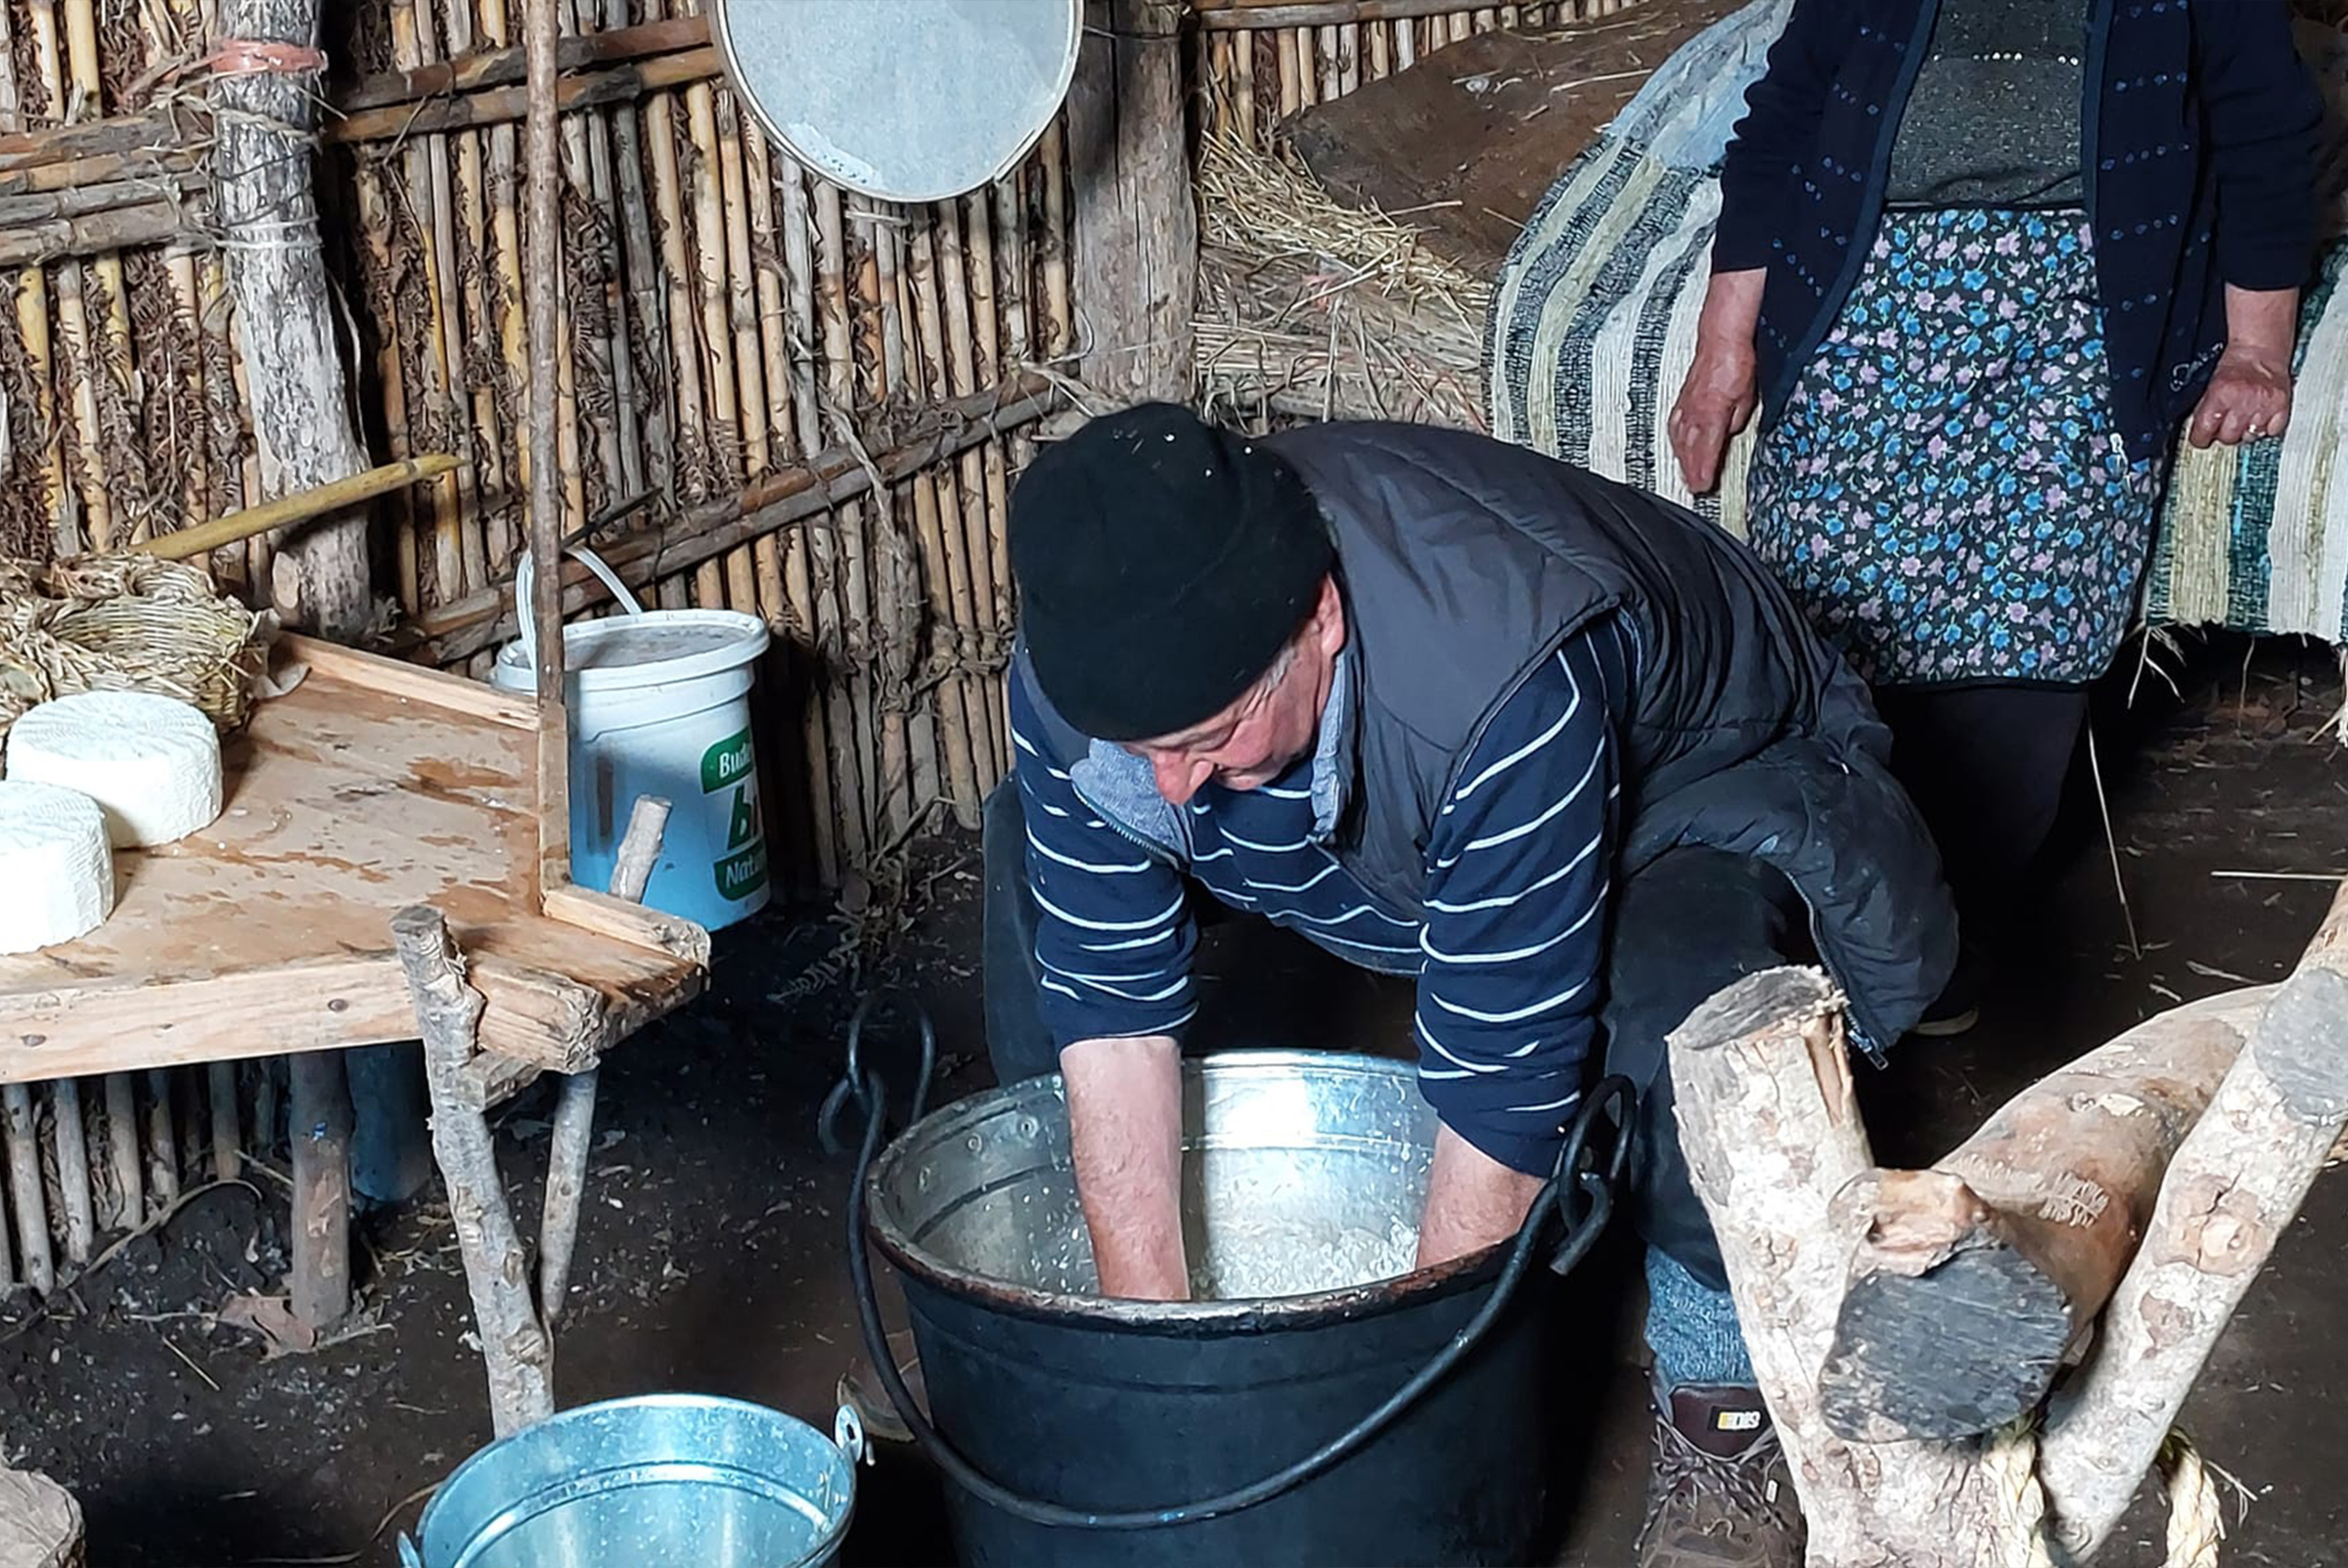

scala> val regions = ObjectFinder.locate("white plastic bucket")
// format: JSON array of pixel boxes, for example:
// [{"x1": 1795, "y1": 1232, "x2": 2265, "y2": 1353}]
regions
[{"x1": 492, "y1": 548, "x2": 773, "y2": 931}]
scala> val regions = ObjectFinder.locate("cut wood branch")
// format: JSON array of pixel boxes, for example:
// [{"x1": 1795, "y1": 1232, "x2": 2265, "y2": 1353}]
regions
[
  {"x1": 326, "y1": 47, "x2": 721, "y2": 144},
  {"x1": 521, "y1": 0, "x2": 568, "y2": 901},
  {"x1": 1820, "y1": 987, "x2": 2267, "y2": 1443},
  {"x1": 396, "y1": 903, "x2": 554, "y2": 1437},
  {"x1": 539, "y1": 794, "x2": 670, "y2": 1329},
  {"x1": 140, "y1": 455, "x2": 461, "y2": 562},
  {"x1": 2041, "y1": 881, "x2": 2348, "y2": 1558},
  {"x1": 399, "y1": 373, "x2": 1060, "y2": 665},
  {"x1": 335, "y1": 14, "x2": 705, "y2": 112}
]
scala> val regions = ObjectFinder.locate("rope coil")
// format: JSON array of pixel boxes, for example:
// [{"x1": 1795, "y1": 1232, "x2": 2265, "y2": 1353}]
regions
[{"x1": 1982, "y1": 1419, "x2": 2226, "y2": 1568}]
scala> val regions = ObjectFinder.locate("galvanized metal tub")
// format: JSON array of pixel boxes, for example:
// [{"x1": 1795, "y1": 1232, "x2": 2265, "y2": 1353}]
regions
[
  {"x1": 400, "y1": 1394, "x2": 860, "y2": 1568},
  {"x1": 864, "y1": 1051, "x2": 1569, "y2": 1567}
]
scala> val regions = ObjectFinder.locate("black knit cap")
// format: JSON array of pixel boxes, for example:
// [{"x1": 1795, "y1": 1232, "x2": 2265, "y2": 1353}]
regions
[{"x1": 1010, "y1": 402, "x2": 1333, "y2": 742}]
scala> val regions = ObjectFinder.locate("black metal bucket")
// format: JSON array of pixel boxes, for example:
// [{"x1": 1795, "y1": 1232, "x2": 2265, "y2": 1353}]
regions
[{"x1": 834, "y1": 1012, "x2": 1628, "y2": 1568}]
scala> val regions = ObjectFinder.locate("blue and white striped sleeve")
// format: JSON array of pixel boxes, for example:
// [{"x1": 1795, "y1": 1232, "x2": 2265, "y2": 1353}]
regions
[
  {"x1": 1414, "y1": 626, "x2": 1624, "y2": 1177},
  {"x1": 1010, "y1": 673, "x2": 1199, "y2": 1051}
]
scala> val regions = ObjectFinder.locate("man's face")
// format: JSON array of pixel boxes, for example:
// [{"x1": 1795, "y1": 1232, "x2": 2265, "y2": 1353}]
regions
[{"x1": 1125, "y1": 578, "x2": 1345, "y2": 806}]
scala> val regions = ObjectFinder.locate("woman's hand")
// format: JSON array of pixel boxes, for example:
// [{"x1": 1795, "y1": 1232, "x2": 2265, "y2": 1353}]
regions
[
  {"x1": 1670, "y1": 267, "x2": 1768, "y2": 494},
  {"x1": 1670, "y1": 337, "x2": 1759, "y2": 493},
  {"x1": 2188, "y1": 285, "x2": 2300, "y2": 448}
]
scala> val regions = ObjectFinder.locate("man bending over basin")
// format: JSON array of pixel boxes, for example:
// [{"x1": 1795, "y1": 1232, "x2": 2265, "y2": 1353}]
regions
[{"x1": 982, "y1": 402, "x2": 1957, "y2": 1568}]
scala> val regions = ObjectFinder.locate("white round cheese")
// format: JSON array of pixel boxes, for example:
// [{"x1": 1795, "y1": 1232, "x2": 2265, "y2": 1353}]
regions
[
  {"x1": 0, "y1": 779, "x2": 113, "y2": 954},
  {"x1": 5, "y1": 691, "x2": 224, "y2": 847}
]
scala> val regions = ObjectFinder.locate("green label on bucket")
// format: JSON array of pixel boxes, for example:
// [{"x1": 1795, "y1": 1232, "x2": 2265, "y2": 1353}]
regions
[
  {"x1": 727, "y1": 784, "x2": 759, "y2": 851},
  {"x1": 700, "y1": 728, "x2": 755, "y2": 794},
  {"x1": 714, "y1": 840, "x2": 769, "y2": 902}
]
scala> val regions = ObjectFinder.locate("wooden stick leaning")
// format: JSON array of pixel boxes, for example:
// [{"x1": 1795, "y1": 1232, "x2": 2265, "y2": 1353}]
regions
[
  {"x1": 521, "y1": 0, "x2": 569, "y2": 899},
  {"x1": 538, "y1": 795, "x2": 670, "y2": 1327}
]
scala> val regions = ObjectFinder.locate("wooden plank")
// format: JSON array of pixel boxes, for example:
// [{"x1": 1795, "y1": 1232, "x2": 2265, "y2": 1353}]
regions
[
  {"x1": 542, "y1": 883, "x2": 711, "y2": 966},
  {"x1": 0, "y1": 959, "x2": 415, "y2": 1081},
  {"x1": 283, "y1": 636, "x2": 537, "y2": 727},
  {"x1": 1284, "y1": 0, "x2": 1736, "y2": 276}
]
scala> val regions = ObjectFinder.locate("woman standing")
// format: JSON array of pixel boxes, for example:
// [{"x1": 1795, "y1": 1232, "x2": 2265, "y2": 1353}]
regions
[{"x1": 1670, "y1": 0, "x2": 2322, "y2": 1029}]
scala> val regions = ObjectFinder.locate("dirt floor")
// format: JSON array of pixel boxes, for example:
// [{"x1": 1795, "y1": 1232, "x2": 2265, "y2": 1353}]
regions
[{"x1": 5, "y1": 632, "x2": 2345, "y2": 1567}]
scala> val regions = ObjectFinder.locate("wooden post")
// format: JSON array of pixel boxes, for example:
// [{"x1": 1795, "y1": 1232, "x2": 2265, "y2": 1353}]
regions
[
  {"x1": 50, "y1": 1082, "x2": 94, "y2": 1266},
  {"x1": 210, "y1": 0, "x2": 376, "y2": 640},
  {"x1": 1065, "y1": 0, "x2": 1198, "y2": 402},
  {"x1": 288, "y1": 1053, "x2": 353, "y2": 1328},
  {"x1": 396, "y1": 904, "x2": 554, "y2": 1436},
  {"x1": 521, "y1": 0, "x2": 570, "y2": 901},
  {"x1": 538, "y1": 794, "x2": 670, "y2": 1326}
]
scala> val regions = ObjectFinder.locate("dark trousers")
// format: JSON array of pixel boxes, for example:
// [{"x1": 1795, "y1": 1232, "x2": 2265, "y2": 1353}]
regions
[
  {"x1": 1873, "y1": 685, "x2": 2089, "y2": 943},
  {"x1": 981, "y1": 783, "x2": 1805, "y2": 1292}
]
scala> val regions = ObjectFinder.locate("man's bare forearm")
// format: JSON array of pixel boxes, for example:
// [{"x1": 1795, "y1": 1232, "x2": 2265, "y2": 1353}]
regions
[
  {"x1": 1062, "y1": 1035, "x2": 1190, "y2": 1300},
  {"x1": 1416, "y1": 1122, "x2": 1546, "y2": 1271}
]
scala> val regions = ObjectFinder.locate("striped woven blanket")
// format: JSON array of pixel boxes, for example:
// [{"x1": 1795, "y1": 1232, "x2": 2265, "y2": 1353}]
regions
[{"x1": 1486, "y1": 3, "x2": 2348, "y2": 644}]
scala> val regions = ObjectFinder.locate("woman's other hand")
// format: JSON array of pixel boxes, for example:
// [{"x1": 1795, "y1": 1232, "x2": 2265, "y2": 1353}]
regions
[
  {"x1": 1671, "y1": 267, "x2": 1767, "y2": 493},
  {"x1": 2188, "y1": 285, "x2": 2299, "y2": 448}
]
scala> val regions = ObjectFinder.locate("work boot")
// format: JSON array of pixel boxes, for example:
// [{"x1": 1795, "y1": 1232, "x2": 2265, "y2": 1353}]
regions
[{"x1": 1633, "y1": 1384, "x2": 1806, "y2": 1568}]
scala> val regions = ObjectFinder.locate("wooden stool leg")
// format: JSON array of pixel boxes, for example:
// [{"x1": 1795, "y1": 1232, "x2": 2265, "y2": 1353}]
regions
[
  {"x1": 536, "y1": 794, "x2": 669, "y2": 1330},
  {"x1": 289, "y1": 1053, "x2": 352, "y2": 1329},
  {"x1": 396, "y1": 905, "x2": 554, "y2": 1437}
]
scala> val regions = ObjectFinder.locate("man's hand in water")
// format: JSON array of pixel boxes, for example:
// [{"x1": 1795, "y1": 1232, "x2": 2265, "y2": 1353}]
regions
[
  {"x1": 1416, "y1": 1123, "x2": 1546, "y2": 1271},
  {"x1": 1062, "y1": 1035, "x2": 1190, "y2": 1299}
]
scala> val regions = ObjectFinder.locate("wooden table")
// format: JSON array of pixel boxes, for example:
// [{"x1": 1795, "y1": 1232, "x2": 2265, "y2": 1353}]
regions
[{"x1": 0, "y1": 635, "x2": 706, "y2": 1089}]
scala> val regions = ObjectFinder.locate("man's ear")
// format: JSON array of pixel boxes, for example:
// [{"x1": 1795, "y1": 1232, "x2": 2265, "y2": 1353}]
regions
[{"x1": 1307, "y1": 575, "x2": 1346, "y2": 657}]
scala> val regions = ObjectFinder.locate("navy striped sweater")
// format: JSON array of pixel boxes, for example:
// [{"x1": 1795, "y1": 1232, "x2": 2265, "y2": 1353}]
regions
[{"x1": 1013, "y1": 617, "x2": 1639, "y2": 1178}]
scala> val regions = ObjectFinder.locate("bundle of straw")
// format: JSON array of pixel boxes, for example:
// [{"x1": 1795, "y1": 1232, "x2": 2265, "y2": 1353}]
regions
[
  {"x1": 0, "y1": 555, "x2": 271, "y2": 737},
  {"x1": 1193, "y1": 125, "x2": 1492, "y2": 430}
]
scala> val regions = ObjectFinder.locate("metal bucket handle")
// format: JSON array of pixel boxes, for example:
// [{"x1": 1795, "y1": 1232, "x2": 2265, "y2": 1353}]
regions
[
  {"x1": 832, "y1": 992, "x2": 1635, "y2": 1532},
  {"x1": 514, "y1": 542, "x2": 647, "y2": 670}
]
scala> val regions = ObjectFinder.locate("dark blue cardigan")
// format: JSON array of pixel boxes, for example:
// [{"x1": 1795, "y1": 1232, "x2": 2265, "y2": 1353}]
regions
[{"x1": 1715, "y1": 0, "x2": 2325, "y2": 461}]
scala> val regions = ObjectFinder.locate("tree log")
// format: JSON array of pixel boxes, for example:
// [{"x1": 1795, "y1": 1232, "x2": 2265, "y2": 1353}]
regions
[
  {"x1": 211, "y1": 0, "x2": 375, "y2": 639},
  {"x1": 2039, "y1": 882, "x2": 2348, "y2": 1557},
  {"x1": 1820, "y1": 988, "x2": 2265, "y2": 1442},
  {"x1": 1066, "y1": 0, "x2": 1197, "y2": 402},
  {"x1": 396, "y1": 905, "x2": 554, "y2": 1437}
]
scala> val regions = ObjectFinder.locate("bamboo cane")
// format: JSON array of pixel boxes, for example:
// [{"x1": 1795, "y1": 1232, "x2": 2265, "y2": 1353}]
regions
[
  {"x1": 208, "y1": 1061, "x2": 239, "y2": 1182},
  {"x1": 480, "y1": 0, "x2": 530, "y2": 575},
  {"x1": 710, "y1": 83, "x2": 767, "y2": 482},
  {"x1": 328, "y1": 47, "x2": 723, "y2": 144},
  {"x1": 646, "y1": 84, "x2": 708, "y2": 500},
  {"x1": 444, "y1": 0, "x2": 515, "y2": 589},
  {"x1": 552, "y1": 195, "x2": 588, "y2": 536},
  {"x1": 606, "y1": 56, "x2": 669, "y2": 510},
  {"x1": 547, "y1": 3, "x2": 617, "y2": 519},
  {"x1": 907, "y1": 465, "x2": 976, "y2": 825},
  {"x1": 773, "y1": 147, "x2": 840, "y2": 884},
  {"x1": 812, "y1": 175, "x2": 870, "y2": 865},
  {"x1": 1368, "y1": 16, "x2": 1390, "y2": 76},
  {"x1": 103, "y1": 1074, "x2": 139, "y2": 1228},
  {"x1": 1278, "y1": 25, "x2": 1302, "y2": 114},
  {"x1": 923, "y1": 204, "x2": 997, "y2": 809},
  {"x1": 3, "y1": 1085, "x2": 51, "y2": 1293},
  {"x1": 569, "y1": 0, "x2": 641, "y2": 504},
  {"x1": 1340, "y1": 22, "x2": 1363, "y2": 89},
  {"x1": 161, "y1": 239, "x2": 208, "y2": 548},
  {"x1": 850, "y1": 204, "x2": 909, "y2": 841},
  {"x1": 1319, "y1": 23, "x2": 1341, "y2": 99},
  {"x1": 0, "y1": 8, "x2": 68, "y2": 552},
  {"x1": 1396, "y1": 15, "x2": 1418, "y2": 67},
  {"x1": 685, "y1": 76, "x2": 746, "y2": 493},
  {"x1": 52, "y1": 1081, "x2": 92, "y2": 1265},
  {"x1": 355, "y1": 156, "x2": 424, "y2": 612},
  {"x1": 176, "y1": 1064, "x2": 208, "y2": 1196},
  {"x1": 953, "y1": 191, "x2": 1012, "y2": 782},
  {"x1": 740, "y1": 110, "x2": 794, "y2": 464},
  {"x1": 139, "y1": 456, "x2": 464, "y2": 561},
  {"x1": 390, "y1": 0, "x2": 471, "y2": 605},
  {"x1": 338, "y1": 13, "x2": 706, "y2": 112},
  {"x1": 1037, "y1": 123, "x2": 1071, "y2": 363},
  {"x1": 222, "y1": 279, "x2": 268, "y2": 590},
  {"x1": 145, "y1": 1067, "x2": 179, "y2": 1207},
  {"x1": 64, "y1": 0, "x2": 144, "y2": 549},
  {"x1": 253, "y1": 1057, "x2": 280, "y2": 1161},
  {"x1": 28, "y1": 0, "x2": 100, "y2": 556}
]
